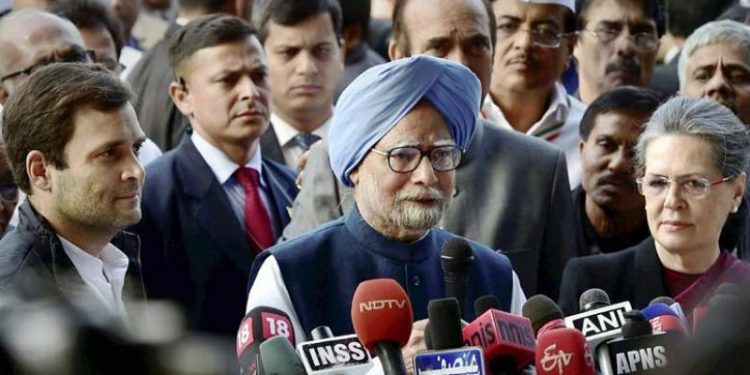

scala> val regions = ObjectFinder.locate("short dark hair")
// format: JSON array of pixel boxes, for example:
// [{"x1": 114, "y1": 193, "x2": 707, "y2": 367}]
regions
[
  {"x1": 576, "y1": 0, "x2": 666, "y2": 37},
  {"x1": 2, "y1": 63, "x2": 134, "y2": 193},
  {"x1": 393, "y1": 0, "x2": 497, "y2": 56},
  {"x1": 50, "y1": 0, "x2": 125, "y2": 58},
  {"x1": 178, "y1": 0, "x2": 231, "y2": 13},
  {"x1": 579, "y1": 86, "x2": 662, "y2": 141},
  {"x1": 254, "y1": 0, "x2": 342, "y2": 44},
  {"x1": 168, "y1": 14, "x2": 256, "y2": 81},
  {"x1": 666, "y1": 0, "x2": 732, "y2": 38},
  {"x1": 341, "y1": 0, "x2": 371, "y2": 39}
]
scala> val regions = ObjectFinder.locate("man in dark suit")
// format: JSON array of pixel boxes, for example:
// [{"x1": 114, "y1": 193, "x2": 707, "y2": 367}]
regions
[
  {"x1": 284, "y1": 0, "x2": 576, "y2": 299},
  {"x1": 127, "y1": 0, "x2": 253, "y2": 151},
  {"x1": 135, "y1": 14, "x2": 297, "y2": 336},
  {"x1": 254, "y1": 0, "x2": 344, "y2": 168}
]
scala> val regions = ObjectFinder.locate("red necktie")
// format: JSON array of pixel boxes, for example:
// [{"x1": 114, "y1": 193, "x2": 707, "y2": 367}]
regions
[{"x1": 235, "y1": 167, "x2": 274, "y2": 252}]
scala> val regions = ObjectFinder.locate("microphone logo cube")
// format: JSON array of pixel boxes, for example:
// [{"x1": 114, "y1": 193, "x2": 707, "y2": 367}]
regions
[
  {"x1": 564, "y1": 302, "x2": 632, "y2": 342},
  {"x1": 297, "y1": 334, "x2": 373, "y2": 375},
  {"x1": 237, "y1": 317, "x2": 254, "y2": 356},
  {"x1": 261, "y1": 312, "x2": 295, "y2": 345},
  {"x1": 414, "y1": 347, "x2": 485, "y2": 375}
]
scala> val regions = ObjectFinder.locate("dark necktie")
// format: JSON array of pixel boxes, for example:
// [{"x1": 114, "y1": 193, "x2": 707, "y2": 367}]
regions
[
  {"x1": 235, "y1": 167, "x2": 274, "y2": 252},
  {"x1": 291, "y1": 133, "x2": 321, "y2": 151}
]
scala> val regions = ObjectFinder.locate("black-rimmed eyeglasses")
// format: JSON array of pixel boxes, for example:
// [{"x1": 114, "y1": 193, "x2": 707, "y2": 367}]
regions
[
  {"x1": 0, "y1": 48, "x2": 95, "y2": 84},
  {"x1": 370, "y1": 145, "x2": 463, "y2": 173}
]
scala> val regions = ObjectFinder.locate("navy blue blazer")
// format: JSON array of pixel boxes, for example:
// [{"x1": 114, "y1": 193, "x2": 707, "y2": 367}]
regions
[{"x1": 135, "y1": 137, "x2": 297, "y2": 336}]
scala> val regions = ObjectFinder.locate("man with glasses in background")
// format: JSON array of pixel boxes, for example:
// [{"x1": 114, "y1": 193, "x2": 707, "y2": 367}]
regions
[
  {"x1": 484, "y1": 0, "x2": 586, "y2": 187},
  {"x1": 247, "y1": 56, "x2": 526, "y2": 343},
  {"x1": 574, "y1": 0, "x2": 666, "y2": 105}
]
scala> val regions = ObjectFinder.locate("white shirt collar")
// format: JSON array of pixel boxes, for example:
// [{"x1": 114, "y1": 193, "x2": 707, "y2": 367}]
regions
[
  {"x1": 58, "y1": 236, "x2": 129, "y2": 314},
  {"x1": 270, "y1": 112, "x2": 332, "y2": 147},
  {"x1": 482, "y1": 82, "x2": 571, "y2": 135},
  {"x1": 191, "y1": 131, "x2": 263, "y2": 185}
]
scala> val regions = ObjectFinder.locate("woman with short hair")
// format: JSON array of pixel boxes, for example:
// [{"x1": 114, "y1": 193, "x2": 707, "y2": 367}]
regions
[{"x1": 559, "y1": 96, "x2": 750, "y2": 319}]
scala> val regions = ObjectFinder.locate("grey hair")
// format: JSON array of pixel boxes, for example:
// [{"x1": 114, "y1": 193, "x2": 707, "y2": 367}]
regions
[
  {"x1": 634, "y1": 97, "x2": 750, "y2": 178},
  {"x1": 678, "y1": 20, "x2": 750, "y2": 90}
]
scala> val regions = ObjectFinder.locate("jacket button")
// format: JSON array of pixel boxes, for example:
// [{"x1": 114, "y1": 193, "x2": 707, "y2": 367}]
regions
[{"x1": 411, "y1": 276, "x2": 421, "y2": 286}]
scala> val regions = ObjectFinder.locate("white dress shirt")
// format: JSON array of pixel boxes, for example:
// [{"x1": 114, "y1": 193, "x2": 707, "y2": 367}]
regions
[
  {"x1": 482, "y1": 82, "x2": 586, "y2": 188},
  {"x1": 191, "y1": 132, "x2": 273, "y2": 226},
  {"x1": 59, "y1": 236, "x2": 130, "y2": 316},
  {"x1": 270, "y1": 112, "x2": 332, "y2": 168}
]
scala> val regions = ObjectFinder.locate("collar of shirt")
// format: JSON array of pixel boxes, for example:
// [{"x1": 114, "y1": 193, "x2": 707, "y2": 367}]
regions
[
  {"x1": 270, "y1": 111, "x2": 332, "y2": 147},
  {"x1": 191, "y1": 131, "x2": 265, "y2": 187},
  {"x1": 482, "y1": 81, "x2": 571, "y2": 135},
  {"x1": 58, "y1": 236, "x2": 129, "y2": 311}
]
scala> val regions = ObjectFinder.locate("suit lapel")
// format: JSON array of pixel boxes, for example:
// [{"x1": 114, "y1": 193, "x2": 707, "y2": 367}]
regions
[
  {"x1": 174, "y1": 139, "x2": 254, "y2": 275},
  {"x1": 260, "y1": 126, "x2": 285, "y2": 166},
  {"x1": 262, "y1": 160, "x2": 295, "y2": 238},
  {"x1": 633, "y1": 238, "x2": 668, "y2": 307}
]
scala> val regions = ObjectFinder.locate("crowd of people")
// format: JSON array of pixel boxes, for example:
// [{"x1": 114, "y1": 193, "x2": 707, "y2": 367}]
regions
[{"x1": 0, "y1": 0, "x2": 749, "y2": 373}]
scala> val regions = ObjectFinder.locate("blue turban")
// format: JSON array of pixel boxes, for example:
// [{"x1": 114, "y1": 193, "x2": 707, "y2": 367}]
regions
[{"x1": 329, "y1": 55, "x2": 481, "y2": 187}]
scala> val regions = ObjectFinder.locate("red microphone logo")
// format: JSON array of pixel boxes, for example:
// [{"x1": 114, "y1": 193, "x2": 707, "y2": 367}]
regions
[
  {"x1": 539, "y1": 343, "x2": 573, "y2": 375},
  {"x1": 261, "y1": 312, "x2": 295, "y2": 344}
]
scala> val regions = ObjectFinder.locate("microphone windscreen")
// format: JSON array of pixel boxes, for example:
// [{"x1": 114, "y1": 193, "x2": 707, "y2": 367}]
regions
[
  {"x1": 650, "y1": 296, "x2": 676, "y2": 306},
  {"x1": 535, "y1": 328, "x2": 595, "y2": 375},
  {"x1": 621, "y1": 310, "x2": 652, "y2": 339},
  {"x1": 350, "y1": 279, "x2": 413, "y2": 351},
  {"x1": 641, "y1": 304, "x2": 677, "y2": 320},
  {"x1": 427, "y1": 298, "x2": 463, "y2": 350},
  {"x1": 311, "y1": 326, "x2": 333, "y2": 340},
  {"x1": 522, "y1": 295, "x2": 564, "y2": 337},
  {"x1": 260, "y1": 335, "x2": 306, "y2": 375},
  {"x1": 715, "y1": 283, "x2": 742, "y2": 297},
  {"x1": 474, "y1": 295, "x2": 501, "y2": 316},
  {"x1": 578, "y1": 288, "x2": 610, "y2": 312},
  {"x1": 440, "y1": 238, "x2": 474, "y2": 274}
]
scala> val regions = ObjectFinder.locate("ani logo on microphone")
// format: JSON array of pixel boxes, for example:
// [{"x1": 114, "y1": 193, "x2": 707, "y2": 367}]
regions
[{"x1": 539, "y1": 343, "x2": 573, "y2": 375}]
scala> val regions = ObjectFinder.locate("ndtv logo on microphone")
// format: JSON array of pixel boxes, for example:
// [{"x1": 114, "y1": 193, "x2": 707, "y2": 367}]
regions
[{"x1": 358, "y1": 299, "x2": 408, "y2": 312}]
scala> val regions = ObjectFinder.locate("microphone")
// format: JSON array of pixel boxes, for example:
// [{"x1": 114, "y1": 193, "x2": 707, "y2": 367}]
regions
[
  {"x1": 415, "y1": 298, "x2": 487, "y2": 375},
  {"x1": 536, "y1": 327, "x2": 595, "y2": 375},
  {"x1": 260, "y1": 335, "x2": 307, "y2": 375},
  {"x1": 427, "y1": 298, "x2": 463, "y2": 350},
  {"x1": 580, "y1": 288, "x2": 611, "y2": 312},
  {"x1": 641, "y1": 304, "x2": 686, "y2": 336},
  {"x1": 462, "y1": 307, "x2": 535, "y2": 373},
  {"x1": 237, "y1": 306, "x2": 296, "y2": 375},
  {"x1": 564, "y1": 289, "x2": 632, "y2": 350},
  {"x1": 296, "y1": 326, "x2": 373, "y2": 375},
  {"x1": 522, "y1": 294, "x2": 565, "y2": 337},
  {"x1": 441, "y1": 238, "x2": 475, "y2": 316},
  {"x1": 474, "y1": 295, "x2": 501, "y2": 316},
  {"x1": 351, "y1": 279, "x2": 413, "y2": 375},
  {"x1": 597, "y1": 310, "x2": 684, "y2": 375}
]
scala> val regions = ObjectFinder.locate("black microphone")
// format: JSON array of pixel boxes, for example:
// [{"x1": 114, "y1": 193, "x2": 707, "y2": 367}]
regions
[
  {"x1": 427, "y1": 298, "x2": 463, "y2": 350},
  {"x1": 565, "y1": 289, "x2": 632, "y2": 350},
  {"x1": 597, "y1": 310, "x2": 684, "y2": 375},
  {"x1": 441, "y1": 238, "x2": 474, "y2": 317},
  {"x1": 296, "y1": 325, "x2": 373, "y2": 375},
  {"x1": 580, "y1": 288, "x2": 611, "y2": 312},
  {"x1": 522, "y1": 294, "x2": 565, "y2": 337},
  {"x1": 474, "y1": 295, "x2": 501, "y2": 316}
]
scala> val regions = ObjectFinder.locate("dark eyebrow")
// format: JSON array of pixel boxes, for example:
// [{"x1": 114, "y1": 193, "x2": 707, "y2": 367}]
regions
[
  {"x1": 497, "y1": 15, "x2": 521, "y2": 24},
  {"x1": 424, "y1": 36, "x2": 450, "y2": 49}
]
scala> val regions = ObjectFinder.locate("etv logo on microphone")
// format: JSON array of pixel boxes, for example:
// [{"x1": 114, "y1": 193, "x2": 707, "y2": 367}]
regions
[{"x1": 358, "y1": 299, "x2": 408, "y2": 312}]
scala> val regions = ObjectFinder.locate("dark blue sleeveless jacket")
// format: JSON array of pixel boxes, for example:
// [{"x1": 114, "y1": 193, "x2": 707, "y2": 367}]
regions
[{"x1": 248, "y1": 208, "x2": 514, "y2": 337}]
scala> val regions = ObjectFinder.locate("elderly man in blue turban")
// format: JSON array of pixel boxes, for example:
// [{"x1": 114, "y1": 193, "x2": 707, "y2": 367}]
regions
[{"x1": 245, "y1": 55, "x2": 526, "y2": 343}]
